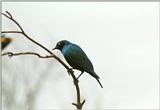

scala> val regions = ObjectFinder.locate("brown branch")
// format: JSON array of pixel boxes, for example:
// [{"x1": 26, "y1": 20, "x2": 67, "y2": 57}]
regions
[
  {"x1": 1, "y1": 11, "x2": 85, "y2": 109},
  {"x1": 2, "y1": 31, "x2": 22, "y2": 34},
  {"x1": 1, "y1": 52, "x2": 54, "y2": 58},
  {"x1": 1, "y1": 11, "x2": 24, "y2": 33}
]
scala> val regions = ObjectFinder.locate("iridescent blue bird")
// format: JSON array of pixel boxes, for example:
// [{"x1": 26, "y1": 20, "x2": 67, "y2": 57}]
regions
[{"x1": 53, "y1": 40, "x2": 103, "y2": 88}]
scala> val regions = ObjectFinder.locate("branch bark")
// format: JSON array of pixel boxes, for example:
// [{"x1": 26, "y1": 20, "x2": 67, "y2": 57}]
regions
[
  {"x1": 1, "y1": 52, "x2": 54, "y2": 58},
  {"x1": 1, "y1": 11, "x2": 85, "y2": 109}
]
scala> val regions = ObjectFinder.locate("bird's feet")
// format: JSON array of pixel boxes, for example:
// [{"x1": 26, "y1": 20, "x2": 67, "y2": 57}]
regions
[
  {"x1": 67, "y1": 68, "x2": 73, "y2": 75},
  {"x1": 73, "y1": 78, "x2": 79, "y2": 85},
  {"x1": 76, "y1": 71, "x2": 84, "y2": 79},
  {"x1": 67, "y1": 68, "x2": 79, "y2": 84}
]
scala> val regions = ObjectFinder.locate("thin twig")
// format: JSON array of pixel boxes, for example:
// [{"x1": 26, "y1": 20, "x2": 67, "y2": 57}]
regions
[
  {"x1": 2, "y1": 31, "x2": 22, "y2": 34},
  {"x1": 1, "y1": 11, "x2": 24, "y2": 33},
  {"x1": 1, "y1": 11, "x2": 85, "y2": 109},
  {"x1": 1, "y1": 11, "x2": 69, "y2": 71},
  {"x1": 1, "y1": 52, "x2": 54, "y2": 58}
]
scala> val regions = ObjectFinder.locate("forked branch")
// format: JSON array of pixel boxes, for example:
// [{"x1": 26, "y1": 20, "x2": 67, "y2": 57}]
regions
[{"x1": 1, "y1": 11, "x2": 85, "y2": 109}]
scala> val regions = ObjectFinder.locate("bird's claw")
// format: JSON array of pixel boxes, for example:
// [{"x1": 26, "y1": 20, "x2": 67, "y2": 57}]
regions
[
  {"x1": 74, "y1": 78, "x2": 79, "y2": 85},
  {"x1": 67, "y1": 68, "x2": 73, "y2": 75}
]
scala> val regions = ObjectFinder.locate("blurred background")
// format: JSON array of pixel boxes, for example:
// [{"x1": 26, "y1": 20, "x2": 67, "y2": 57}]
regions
[{"x1": 2, "y1": 2, "x2": 159, "y2": 109}]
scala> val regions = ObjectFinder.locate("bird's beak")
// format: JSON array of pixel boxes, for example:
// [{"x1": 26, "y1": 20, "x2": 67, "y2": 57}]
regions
[{"x1": 52, "y1": 46, "x2": 57, "y2": 50}]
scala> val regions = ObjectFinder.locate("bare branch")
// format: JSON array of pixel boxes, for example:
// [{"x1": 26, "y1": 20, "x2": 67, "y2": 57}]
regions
[
  {"x1": 1, "y1": 11, "x2": 85, "y2": 109},
  {"x1": 1, "y1": 52, "x2": 54, "y2": 58},
  {"x1": 2, "y1": 11, "x2": 24, "y2": 32},
  {"x1": 2, "y1": 31, "x2": 22, "y2": 34},
  {"x1": 6, "y1": 11, "x2": 13, "y2": 18},
  {"x1": 1, "y1": 11, "x2": 69, "y2": 70}
]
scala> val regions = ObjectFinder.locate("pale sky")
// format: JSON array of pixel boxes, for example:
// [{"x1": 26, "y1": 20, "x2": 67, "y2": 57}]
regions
[{"x1": 2, "y1": 2, "x2": 159, "y2": 109}]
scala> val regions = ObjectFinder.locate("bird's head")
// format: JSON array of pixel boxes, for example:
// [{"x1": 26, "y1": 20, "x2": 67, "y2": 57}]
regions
[{"x1": 52, "y1": 40, "x2": 71, "y2": 51}]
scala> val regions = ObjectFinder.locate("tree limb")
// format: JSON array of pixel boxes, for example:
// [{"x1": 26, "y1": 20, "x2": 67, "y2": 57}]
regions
[
  {"x1": 1, "y1": 11, "x2": 85, "y2": 109},
  {"x1": 2, "y1": 31, "x2": 22, "y2": 34},
  {"x1": 1, "y1": 52, "x2": 54, "y2": 58}
]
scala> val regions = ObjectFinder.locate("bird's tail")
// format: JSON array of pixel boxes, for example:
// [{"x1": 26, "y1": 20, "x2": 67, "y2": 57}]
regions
[
  {"x1": 90, "y1": 72, "x2": 103, "y2": 88},
  {"x1": 96, "y1": 78, "x2": 103, "y2": 88}
]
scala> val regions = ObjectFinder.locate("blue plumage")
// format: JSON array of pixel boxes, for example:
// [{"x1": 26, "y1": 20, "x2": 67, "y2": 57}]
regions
[{"x1": 53, "y1": 40, "x2": 103, "y2": 88}]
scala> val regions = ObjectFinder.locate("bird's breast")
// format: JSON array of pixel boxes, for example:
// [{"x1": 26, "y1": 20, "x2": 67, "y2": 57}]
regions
[{"x1": 62, "y1": 45, "x2": 70, "y2": 56}]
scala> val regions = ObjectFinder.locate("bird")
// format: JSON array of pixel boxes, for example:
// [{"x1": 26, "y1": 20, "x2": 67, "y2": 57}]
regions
[
  {"x1": 1, "y1": 34, "x2": 13, "y2": 50},
  {"x1": 53, "y1": 40, "x2": 103, "y2": 88}
]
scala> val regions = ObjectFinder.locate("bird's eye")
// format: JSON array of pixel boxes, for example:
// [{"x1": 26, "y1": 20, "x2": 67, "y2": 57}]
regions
[{"x1": 58, "y1": 42, "x2": 61, "y2": 46}]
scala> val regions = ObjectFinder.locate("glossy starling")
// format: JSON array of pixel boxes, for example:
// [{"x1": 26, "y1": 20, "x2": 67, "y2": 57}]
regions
[{"x1": 53, "y1": 40, "x2": 103, "y2": 88}]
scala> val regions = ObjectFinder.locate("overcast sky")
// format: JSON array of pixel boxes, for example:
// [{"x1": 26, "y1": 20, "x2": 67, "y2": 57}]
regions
[{"x1": 2, "y1": 2, "x2": 159, "y2": 109}]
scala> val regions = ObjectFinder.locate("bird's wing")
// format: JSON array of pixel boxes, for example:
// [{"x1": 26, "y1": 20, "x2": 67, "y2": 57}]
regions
[{"x1": 64, "y1": 44, "x2": 94, "y2": 72}]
